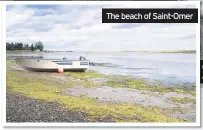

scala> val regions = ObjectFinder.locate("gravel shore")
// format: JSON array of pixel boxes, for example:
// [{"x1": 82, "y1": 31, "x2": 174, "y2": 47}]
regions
[{"x1": 6, "y1": 91, "x2": 89, "y2": 122}]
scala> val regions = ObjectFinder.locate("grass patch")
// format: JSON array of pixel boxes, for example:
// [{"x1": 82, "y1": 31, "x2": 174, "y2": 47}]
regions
[
  {"x1": 64, "y1": 71, "x2": 105, "y2": 79},
  {"x1": 104, "y1": 78, "x2": 195, "y2": 95},
  {"x1": 168, "y1": 97, "x2": 196, "y2": 104},
  {"x1": 83, "y1": 80, "x2": 99, "y2": 88},
  {"x1": 138, "y1": 50, "x2": 196, "y2": 54},
  {"x1": 6, "y1": 60, "x2": 16, "y2": 66},
  {"x1": 7, "y1": 71, "x2": 72, "y2": 91},
  {"x1": 158, "y1": 50, "x2": 196, "y2": 53},
  {"x1": 162, "y1": 107, "x2": 187, "y2": 115},
  {"x1": 6, "y1": 70, "x2": 183, "y2": 122},
  {"x1": 190, "y1": 90, "x2": 196, "y2": 96}
]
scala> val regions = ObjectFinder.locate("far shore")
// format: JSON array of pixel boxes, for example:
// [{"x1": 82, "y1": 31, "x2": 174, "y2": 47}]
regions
[{"x1": 6, "y1": 50, "x2": 196, "y2": 54}]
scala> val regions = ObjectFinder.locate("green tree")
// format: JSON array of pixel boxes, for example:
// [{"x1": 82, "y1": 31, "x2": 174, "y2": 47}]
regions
[
  {"x1": 11, "y1": 42, "x2": 14, "y2": 50},
  {"x1": 31, "y1": 44, "x2": 35, "y2": 51},
  {"x1": 24, "y1": 44, "x2": 30, "y2": 50},
  {"x1": 34, "y1": 41, "x2": 44, "y2": 51}
]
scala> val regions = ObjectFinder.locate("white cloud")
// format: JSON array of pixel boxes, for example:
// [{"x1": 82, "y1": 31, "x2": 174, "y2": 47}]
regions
[
  {"x1": 6, "y1": 4, "x2": 197, "y2": 51},
  {"x1": 7, "y1": 6, "x2": 35, "y2": 29}
]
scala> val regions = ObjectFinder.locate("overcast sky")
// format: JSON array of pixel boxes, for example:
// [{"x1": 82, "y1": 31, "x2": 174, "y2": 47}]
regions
[{"x1": 6, "y1": 4, "x2": 197, "y2": 51}]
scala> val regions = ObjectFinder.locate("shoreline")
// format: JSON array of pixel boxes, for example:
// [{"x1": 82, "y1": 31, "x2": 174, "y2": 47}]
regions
[
  {"x1": 6, "y1": 54, "x2": 196, "y2": 86},
  {"x1": 6, "y1": 59, "x2": 196, "y2": 123},
  {"x1": 6, "y1": 50, "x2": 196, "y2": 54}
]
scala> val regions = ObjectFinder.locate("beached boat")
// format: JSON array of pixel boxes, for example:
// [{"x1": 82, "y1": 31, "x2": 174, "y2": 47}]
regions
[{"x1": 15, "y1": 58, "x2": 90, "y2": 72}]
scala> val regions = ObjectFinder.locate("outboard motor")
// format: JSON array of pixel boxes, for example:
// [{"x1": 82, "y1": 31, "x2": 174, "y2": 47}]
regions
[
  {"x1": 79, "y1": 56, "x2": 82, "y2": 60},
  {"x1": 79, "y1": 56, "x2": 86, "y2": 60},
  {"x1": 89, "y1": 62, "x2": 96, "y2": 66}
]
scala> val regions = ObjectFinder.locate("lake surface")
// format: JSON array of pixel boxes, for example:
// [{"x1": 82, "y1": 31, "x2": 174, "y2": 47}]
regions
[{"x1": 7, "y1": 52, "x2": 196, "y2": 85}]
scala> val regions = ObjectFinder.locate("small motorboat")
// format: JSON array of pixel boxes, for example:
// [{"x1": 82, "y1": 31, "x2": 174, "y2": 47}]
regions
[{"x1": 15, "y1": 56, "x2": 90, "y2": 72}]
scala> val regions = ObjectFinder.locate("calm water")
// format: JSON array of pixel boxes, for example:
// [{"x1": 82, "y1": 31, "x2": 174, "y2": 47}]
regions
[{"x1": 7, "y1": 52, "x2": 196, "y2": 85}]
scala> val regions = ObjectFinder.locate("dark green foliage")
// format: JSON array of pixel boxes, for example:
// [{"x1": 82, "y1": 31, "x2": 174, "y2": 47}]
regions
[
  {"x1": 6, "y1": 41, "x2": 44, "y2": 51},
  {"x1": 30, "y1": 44, "x2": 35, "y2": 51}
]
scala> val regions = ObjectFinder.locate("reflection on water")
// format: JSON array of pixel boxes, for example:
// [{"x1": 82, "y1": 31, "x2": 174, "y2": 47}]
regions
[{"x1": 7, "y1": 52, "x2": 196, "y2": 84}]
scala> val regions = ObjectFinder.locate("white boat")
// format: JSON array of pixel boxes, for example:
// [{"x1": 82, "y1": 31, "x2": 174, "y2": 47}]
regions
[{"x1": 15, "y1": 58, "x2": 90, "y2": 72}]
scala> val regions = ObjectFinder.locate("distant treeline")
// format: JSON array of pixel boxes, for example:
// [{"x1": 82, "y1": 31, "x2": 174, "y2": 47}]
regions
[{"x1": 6, "y1": 41, "x2": 44, "y2": 51}]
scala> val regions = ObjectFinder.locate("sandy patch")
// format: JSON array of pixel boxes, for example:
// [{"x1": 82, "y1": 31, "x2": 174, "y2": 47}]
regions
[
  {"x1": 62, "y1": 86, "x2": 195, "y2": 108},
  {"x1": 62, "y1": 85, "x2": 196, "y2": 122}
]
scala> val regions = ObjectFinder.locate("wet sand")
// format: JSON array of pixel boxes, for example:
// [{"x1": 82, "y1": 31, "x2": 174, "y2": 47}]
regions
[
  {"x1": 63, "y1": 86, "x2": 194, "y2": 108},
  {"x1": 62, "y1": 85, "x2": 196, "y2": 122}
]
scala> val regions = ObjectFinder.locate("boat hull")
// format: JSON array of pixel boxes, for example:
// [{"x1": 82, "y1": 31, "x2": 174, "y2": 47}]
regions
[
  {"x1": 16, "y1": 58, "x2": 89, "y2": 72},
  {"x1": 22, "y1": 67, "x2": 87, "y2": 72}
]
